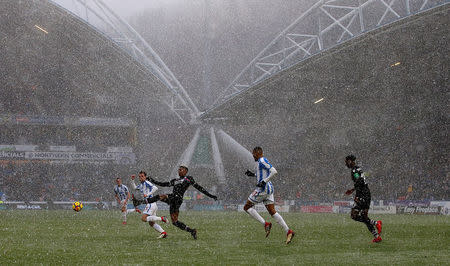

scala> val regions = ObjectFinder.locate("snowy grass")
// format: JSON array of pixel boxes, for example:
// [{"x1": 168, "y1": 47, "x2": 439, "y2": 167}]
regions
[{"x1": 0, "y1": 210, "x2": 449, "y2": 265}]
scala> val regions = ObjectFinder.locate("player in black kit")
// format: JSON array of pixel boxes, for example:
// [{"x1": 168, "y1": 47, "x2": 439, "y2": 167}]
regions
[
  {"x1": 345, "y1": 155, "x2": 382, "y2": 243},
  {"x1": 146, "y1": 165, "x2": 217, "y2": 239}
]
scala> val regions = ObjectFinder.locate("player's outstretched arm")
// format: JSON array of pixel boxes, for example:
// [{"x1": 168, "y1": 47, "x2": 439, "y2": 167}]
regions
[
  {"x1": 149, "y1": 177, "x2": 173, "y2": 187},
  {"x1": 192, "y1": 182, "x2": 217, "y2": 200}
]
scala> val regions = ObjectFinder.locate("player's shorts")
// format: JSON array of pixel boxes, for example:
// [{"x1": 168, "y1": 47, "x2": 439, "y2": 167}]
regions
[
  {"x1": 143, "y1": 203, "x2": 158, "y2": 216},
  {"x1": 161, "y1": 193, "x2": 183, "y2": 214},
  {"x1": 353, "y1": 196, "x2": 371, "y2": 210},
  {"x1": 248, "y1": 189, "x2": 274, "y2": 205}
]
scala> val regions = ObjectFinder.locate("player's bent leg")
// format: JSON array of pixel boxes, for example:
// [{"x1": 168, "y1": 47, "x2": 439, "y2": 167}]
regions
[
  {"x1": 126, "y1": 208, "x2": 136, "y2": 214},
  {"x1": 122, "y1": 212, "x2": 127, "y2": 224},
  {"x1": 245, "y1": 200, "x2": 269, "y2": 237},
  {"x1": 172, "y1": 220, "x2": 185, "y2": 229},
  {"x1": 264, "y1": 204, "x2": 278, "y2": 237},
  {"x1": 171, "y1": 213, "x2": 182, "y2": 228},
  {"x1": 266, "y1": 204, "x2": 293, "y2": 243},
  {"x1": 243, "y1": 200, "x2": 254, "y2": 211},
  {"x1": 146, "y1": 195, "x2": 161, "y2": 204},
  {"x1": 361, "y1": 209, "x2": 379, "y2": 240},
  {"x1": 146, "y1": 215, "x2": 164, "y2": 222},
  {"x1": 121, "y1": 203, "x2": 128, "y2": 224},
  {"x1": 246, "y1": 207, "x2": 266, "y2": 226},
  {"x1": 265, "y1": 204, "x2": 276, "y2": 216},
  {"x1": 351, "y1": 208, "x2": 364, "y2": 222},
  {"x1": 171, "y1": 212, "x2": 196, "y2": 239},
  {"x1": 244, "y1": 200, "x2": 266, "y2": 226},
  {"x1": 269, "y1": 209, "x2": 289, "y2": 233},
  {"x1": 172, "y1": 220, "x2": 196, "y2": 238},
  {"x1": 147, "y1": 202, "x2": 166, "y2": 236},
  {"x1": 170, "y1": 212, "x2": 179, "y2": 223},
  {"x1": 144, "y1": 203, "x2": 163, "y2": 223}
]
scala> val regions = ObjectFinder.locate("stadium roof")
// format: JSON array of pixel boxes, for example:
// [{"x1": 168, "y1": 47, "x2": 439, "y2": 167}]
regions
[
  {"x1": 0, "y1": 0, "x2": 184, "y2": 124},
  {"x1": 49, "y1": 0, "x2": 447, "y2": 117},
  {"x1": 200, "y1": 4, "x2": 448, "y2": 183}
]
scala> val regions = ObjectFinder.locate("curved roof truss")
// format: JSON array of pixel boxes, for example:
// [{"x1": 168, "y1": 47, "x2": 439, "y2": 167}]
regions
[
  {"x1": 206, "y1": 0, "x2": 448, "y2": 114},
  {"x1": 50, "y1": 0, "x2": 200, "y2": 124}
]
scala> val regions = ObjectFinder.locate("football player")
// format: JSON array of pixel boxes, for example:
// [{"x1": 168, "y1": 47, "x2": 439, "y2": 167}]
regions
[
  {"x1": 244, "y1": 147, "x2": 295, "y2": 244},
  {"x1": 131, "y1": 171, "x2": 168, "y2": 239},
  {"x1": 345, "y1": 155, "x2": 382, "y2": 242},
  {"x1": 114, "y1": 177, "x2": 139, "y2": 225},
  {"x1": 146, "y1": 165, "x2": 217, "y2": 239}
]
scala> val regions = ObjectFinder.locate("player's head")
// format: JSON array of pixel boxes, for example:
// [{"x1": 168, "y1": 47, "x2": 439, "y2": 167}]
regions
[
  {"x1": 116, "y1": 177, "x2": 122, "y2": 185},
  {"x1": 138, "y1": 171, "x2": 147, "y2": 182},
  {"x1": 252, "y1": 146, "x2": 263, "y2": 161},
  {"x1": 345, "y1": 154, "x2": 356, "y2": 168},
  {"x1": 178, "y1": 165, "x2": 188, "y2": 177}
]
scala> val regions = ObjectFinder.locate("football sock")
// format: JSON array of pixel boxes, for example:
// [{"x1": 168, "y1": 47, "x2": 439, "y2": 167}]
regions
[
  {"x1": 173, "y1": 220, "x2": 189, "y2": 231},
  {"x1": 146, "y1": 216, "x2": 162, "y2": 222},
  {"x1": 152, "y1": 223, "x2": 164, "y2": 233},
  {"x1": 362, "y1": 216, "x2": 378, "y2": 237},
  {"x1": 365, "y1": 222, "x2": 378, "y2": 237},
  {"x1": 246, "y1": 207, "x2": 265, "y2": 225},
  {"x1": 122, "y1": 211, "x2": 127, "y2": 222},
  {"x1": 272, "y1": 212, "x2": 289, "y2": 233}
]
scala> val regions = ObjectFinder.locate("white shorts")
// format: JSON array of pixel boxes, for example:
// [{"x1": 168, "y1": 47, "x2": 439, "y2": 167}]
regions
[
  {"x1": 248, "y1": 189, "x2": 274, "y2": 205},
  {"x1": 143, "y1": 203, "x2": 158, "y2": 216}
]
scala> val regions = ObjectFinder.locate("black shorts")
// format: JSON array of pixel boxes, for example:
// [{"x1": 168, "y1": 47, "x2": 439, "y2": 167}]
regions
[
  {"x1": 353, "y1": 196, "x2": 371, "y2": 210},
  {"x1": 161, "y1": 193, "x2": 183, "y2": 214}
]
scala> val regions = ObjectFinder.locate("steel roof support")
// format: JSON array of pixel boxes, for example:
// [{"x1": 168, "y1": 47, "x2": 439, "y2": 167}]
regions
[
  {"x1": 50, "y1": 0, "x2": 200, "y2": 124},
  {"x1": 203, "y1": 0, "x2": 447, "y2": 116}
]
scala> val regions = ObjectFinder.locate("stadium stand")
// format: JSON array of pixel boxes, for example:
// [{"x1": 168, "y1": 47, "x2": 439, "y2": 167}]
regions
[{"x1": 0, "y1": 0, "x2": 195, "y2": 202}]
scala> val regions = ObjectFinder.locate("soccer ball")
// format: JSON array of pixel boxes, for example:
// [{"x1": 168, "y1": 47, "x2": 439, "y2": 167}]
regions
[{"x1": 72, "y1": 201, "x2": 83, "y2": 212}]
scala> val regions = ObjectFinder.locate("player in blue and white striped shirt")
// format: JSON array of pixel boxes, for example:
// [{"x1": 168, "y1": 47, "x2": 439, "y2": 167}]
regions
[
  {"x1": 130, "y1": 171, "x2": 168, "y2": 239},
  {"x1": 244, "y1": 147, "x2": 295, "y2": 244},
  {"x1": 114, "y1": 178, "x2": 140, "y2": 225}
]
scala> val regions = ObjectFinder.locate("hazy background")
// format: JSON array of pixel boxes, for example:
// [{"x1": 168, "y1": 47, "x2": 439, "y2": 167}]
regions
[{"x1": 100, "y1": 0, "x2": 318, "y2": 111}]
